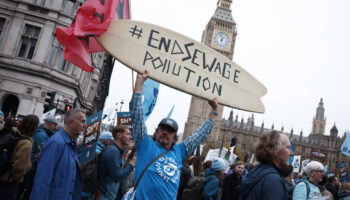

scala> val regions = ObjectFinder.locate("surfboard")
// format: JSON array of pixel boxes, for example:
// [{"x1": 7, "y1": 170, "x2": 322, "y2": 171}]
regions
[{"x1": 96, "y1": 20, "x2": 267, "y2": 113}]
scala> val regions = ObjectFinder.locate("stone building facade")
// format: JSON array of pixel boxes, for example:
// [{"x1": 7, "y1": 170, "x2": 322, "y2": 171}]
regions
[
  {"x1": 220, "y1": 99, "x2": 347, "y2": 175},
  {"x1": 0, "y1": 0, "x2": 113, "y2": 118}
]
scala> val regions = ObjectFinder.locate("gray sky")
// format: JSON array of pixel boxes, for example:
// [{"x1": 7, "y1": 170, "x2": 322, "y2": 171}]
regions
[{"x1": 104, "y1": 0, "x2": 350, "y2": 137}]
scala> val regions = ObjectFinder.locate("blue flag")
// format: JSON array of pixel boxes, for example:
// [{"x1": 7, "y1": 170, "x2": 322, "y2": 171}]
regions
[
  {"x1": 142, "y1": 79, "x2": 160, "y2": 121},
  {"x1": 289, "y1": 141, "x2": 294, "y2": 164},
  {"x1": 341, "y1": 131, "x2": 350, "y2": 156},
  {"x1": 167, "y1": 105, "x2": 175, "y2": 118}
]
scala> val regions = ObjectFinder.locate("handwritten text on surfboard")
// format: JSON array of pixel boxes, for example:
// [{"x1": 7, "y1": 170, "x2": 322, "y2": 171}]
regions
[{"x1": 129, "y1": 26, "x2": 240, "y2": 96}]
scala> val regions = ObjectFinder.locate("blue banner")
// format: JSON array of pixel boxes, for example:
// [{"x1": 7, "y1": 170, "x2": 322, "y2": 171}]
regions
[
  {"x1": 289, "y1": 141, "x2": 294, "y2": 164},
  {"x1": 338, "y1": 161, "x2": 348, "y2": 183},
  {"x1": 341, "y1": 131, "x2": 350, "y2": 156},
  {"x1": 80, "y1": 110, "x2": 103, "y2": 164},
  {"x1": 142, "y1": 79, "x2": 160, "y2": 121}
]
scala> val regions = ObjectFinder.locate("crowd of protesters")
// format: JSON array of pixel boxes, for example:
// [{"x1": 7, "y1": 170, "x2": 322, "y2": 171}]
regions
[{"x1": 0, "y1": 72, "x2": 349, "y2": 200}]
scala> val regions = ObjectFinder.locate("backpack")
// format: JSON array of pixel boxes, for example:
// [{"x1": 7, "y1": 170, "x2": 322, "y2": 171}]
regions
[
  {"x1": 288, "y1": 180, "x2": 310, "y2": 200},
  {"x1": 182, "y1": 175, "x2": 217, "y2": 200},
  {"x1": 81, "y1": 145, "x2": 116, "y2": 193},
  {"x1": 0, "y1": 127, "x2": 27, "y2": 176}
]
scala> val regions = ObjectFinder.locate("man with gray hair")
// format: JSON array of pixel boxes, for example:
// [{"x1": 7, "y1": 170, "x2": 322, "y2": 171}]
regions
[
  {"x1": 240, "y1": 130, "x2": 293, "y2": 200},
  {"x1": 293, "y1": 161, "x2": 325, "y2": 200},
  {"x1": 30, "y1": 109, "x2": 86, "y2": 200}
]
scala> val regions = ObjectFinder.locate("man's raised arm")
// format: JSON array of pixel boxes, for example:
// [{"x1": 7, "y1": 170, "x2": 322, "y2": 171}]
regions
[
  {"x1": 183, "y1": 98, "x2": 218, "y2": 155},
  {"x1": 129, "y1": 71, "x2": 149, "y2": 145}
]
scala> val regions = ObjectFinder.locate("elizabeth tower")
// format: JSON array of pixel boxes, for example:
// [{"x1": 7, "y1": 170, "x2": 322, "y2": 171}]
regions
[{"x1": 183, "y1": 0, "x2": 237, "y2": 146}]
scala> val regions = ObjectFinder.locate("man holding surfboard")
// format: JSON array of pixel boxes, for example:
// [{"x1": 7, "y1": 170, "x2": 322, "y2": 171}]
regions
[{"x1": 129, "y1": 71, "x2": 218, "y2": 199}]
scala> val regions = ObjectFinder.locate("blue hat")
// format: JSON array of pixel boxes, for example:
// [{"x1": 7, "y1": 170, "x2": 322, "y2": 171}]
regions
[
  {"x1": 158, "y1": 118, "x2": 178, "y2": 132},
  {"x1": 44, "y1": 115, "x2": 59, "y2": 125},
  {"x1": 0, "y1": 110, "x2": 3, "y2": 117},
  {"x1": 100, "y1": 131, "x2": 114, "y2": 141},
  {"x1": 211, "y1": 157, "x2": 227, "y2": 171}
]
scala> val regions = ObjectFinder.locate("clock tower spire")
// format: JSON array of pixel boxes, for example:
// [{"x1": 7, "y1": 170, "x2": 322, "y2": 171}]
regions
[{"x1": 183, "y1": 1, "x2": 238, "y2": 146}]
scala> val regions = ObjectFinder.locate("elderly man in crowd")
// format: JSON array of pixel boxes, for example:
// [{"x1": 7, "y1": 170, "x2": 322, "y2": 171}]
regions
[
  {"x1": 30, "y1": 109, "x2": 86, "y2": 200},
  {"x1": 240, "y1": 130, "x2": 293, "y2": 200}
]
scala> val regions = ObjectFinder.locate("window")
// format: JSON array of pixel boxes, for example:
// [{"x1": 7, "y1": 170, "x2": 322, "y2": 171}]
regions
[
  {"x1": 88, "y1": 80, "x2": 97, "y2": 100},
  {"x1": 63, "y1": 0, "x2": 76, "y2": 15},
  {"x1": 47, "y1": 37, "x2": 59, "y2": 65},
  {"x1": 34, "y1": 0, "x2": 51, "y2": 7},
  {"x1": 57, "y1": 51, "x2": 69, "y2": 71},
  {"x1": 18, "y1": 24, "x2": 41, "y2": 59},
  {"x1": 47, "y1": 36, "x2": 69, "y2": 71},
  {"x1": 0, "y1": 17, "x2": 5, "y2": 37}
]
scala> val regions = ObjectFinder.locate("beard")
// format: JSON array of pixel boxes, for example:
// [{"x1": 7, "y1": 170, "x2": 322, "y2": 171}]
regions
[{"x1": 157, "y1": 135, "x2": 171, "y2": 146}]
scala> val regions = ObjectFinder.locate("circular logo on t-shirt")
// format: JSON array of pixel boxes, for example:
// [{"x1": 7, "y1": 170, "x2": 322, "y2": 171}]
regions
[{"x1": 155, "y1": 156, "x2": 180, "y2": 183}]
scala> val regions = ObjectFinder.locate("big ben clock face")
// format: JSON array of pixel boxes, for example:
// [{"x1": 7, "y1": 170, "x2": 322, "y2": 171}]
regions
[{"x1": 214, "y1": 32, "x2": 230, "y2": 48}]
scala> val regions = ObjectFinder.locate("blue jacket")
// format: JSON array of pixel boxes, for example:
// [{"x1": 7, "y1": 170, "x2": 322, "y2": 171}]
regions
[
  {"x1": 202, "y1": 168, "x2": 220, "y2": 200},
  {"x1": 98, "y1": 142, "x2": 133, "y2": 200},
  {"x1": 30, "y1": 128, "x2": 82, "y2": 200},
  {"x1": 240, "y1": 163, "x2": 286, "y2": 200},
  {"x1": 31, "y1": 126, "x2": 54, "y2": 163}
]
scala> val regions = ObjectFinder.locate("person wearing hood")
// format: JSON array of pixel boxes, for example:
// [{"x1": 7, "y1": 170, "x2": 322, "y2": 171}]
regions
[
  {"x1": 240, "y1": 130, "x2": 293, "y2": 200},
  {"x1": 202, "y1": 157, "x2": 227, "y2": 200}
]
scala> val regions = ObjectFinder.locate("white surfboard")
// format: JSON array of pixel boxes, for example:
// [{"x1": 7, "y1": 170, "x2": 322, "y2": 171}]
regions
[{"x1": 97, "y1": 20, "x2": 267, "y2": 113}]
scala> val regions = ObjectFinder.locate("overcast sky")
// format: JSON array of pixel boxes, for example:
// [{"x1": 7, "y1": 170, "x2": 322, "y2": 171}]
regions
[{"x1": 104, "y1": 0, "x2": 350, "y2": 138}]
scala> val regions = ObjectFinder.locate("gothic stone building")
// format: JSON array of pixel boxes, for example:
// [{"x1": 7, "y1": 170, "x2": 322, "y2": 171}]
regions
[
  {"x1": 0, "y1": 0, "x2": 115, "y2": 118},
  {"x1": 220, "y1": 99, "x2": 347, "y2": 175}
]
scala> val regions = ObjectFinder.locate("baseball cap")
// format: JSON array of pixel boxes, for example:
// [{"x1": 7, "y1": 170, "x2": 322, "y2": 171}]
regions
[
  {"x1": 100, "y1": 131, "x2": 114, "y2": 140},
  {"x1": 158, "y1": 118, "x2": 178, "y2": 132},
  {"x1": 44, "y1": 116, "x2": 59, "y2": 125}
]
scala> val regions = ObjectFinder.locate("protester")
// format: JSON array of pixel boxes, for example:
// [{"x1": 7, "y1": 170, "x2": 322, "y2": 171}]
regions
[
  {"x1": 292, "y1": 161, "x2": 324, "y2": 200},
  {"x1": 202, "y1": 157, "x2": 227, "y2": 200},
  {"x1": 221, "y1": 161, "x2": 244, "y2": 200},
  {"x1": 30, "y1": 109, "x2": 86, "y2": 200},
  {"x1": 96, "y1": 131, "x2": 114, "y2": 154},
  {"x1": 17, "y1": 115, "x2": 59, "y2": 200},
  {"x1": 240, "y1": 130, "x2": 293, "y2": 200},
  {"x1": 31, "y1": 115, "x2": 59, "y2": 162},
  {"x1": 117, "y1": 146, "x2": 136, "y2": 200},
  {"x1": 177, "y1": 155, "x2": 193, "y2": 200},
  {"x1": 129, "y1": 71, "x2": 218, "y2": 200},
  {"x1": 319, "y1": 176, "x2": 334, "y2": 200},
  {"x1": 97, "y1": 125, "x2": 135, "y2": 200},
  {"x1": 203, "y1": 160, "x2": 213, "y2": 171},
  {"x1": 281, "y1": 165, "x2": 295, "y2": 188},
  {"x1": 326, "y1": 176, "x2": 340, "y2": 200},
  {"x1": 0, "y1": 114, "x2": 39, "y2": 200}
]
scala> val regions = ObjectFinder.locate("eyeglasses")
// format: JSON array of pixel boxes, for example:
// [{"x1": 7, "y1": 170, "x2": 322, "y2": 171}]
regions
[{"x1": 314, "y1": 170, "x2": 324, "y2": 174}]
